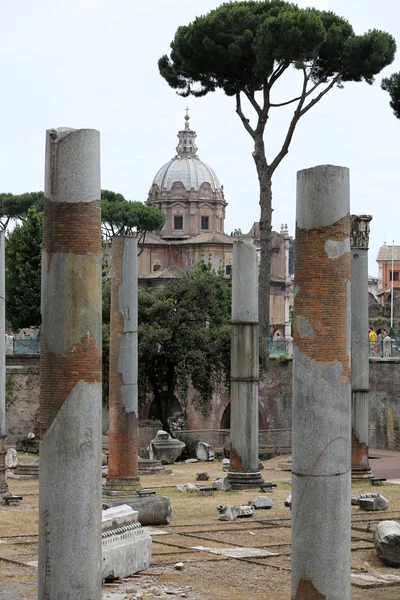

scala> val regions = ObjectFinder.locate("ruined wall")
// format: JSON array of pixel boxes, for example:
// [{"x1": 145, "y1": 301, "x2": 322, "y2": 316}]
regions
[{"x1": 5, "y1": 357, "x2": 400, "y2": 451}]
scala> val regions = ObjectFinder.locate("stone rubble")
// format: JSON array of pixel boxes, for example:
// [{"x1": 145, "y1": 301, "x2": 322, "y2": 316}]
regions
[
  {"x1": 5, "y1": 448, "x2": 18, "y2": 469},
  {"x1": 176, "y1": 483, "x2": 199, "y2": 493},
  {"x1": 284, "y1": 494, "x2": 292, "y2": 508},
  {"x1": 211, "y1": 476, "x2": 231, "y2": 491},
  {"x1": 359, "y1": 493, "x2": 389, "y2": 512},
  {"x1": 196, "y1": 442, "x2": 215, "y2": 462},
  {"x1": 217, "y1": 504, "x2": 255, "y2": 521},
  {"x1": 195, "y1": 472, "x2": 210, "y2": 481},
  {"x1": 373, "y1": 520, "x2": 400, "y2": 567},
  {"x1": 248, "y1": 496, "x2": 273, "y2": 509},
  {"x1": 102, "y1": 578, "x2": 201, "y2": 600}
]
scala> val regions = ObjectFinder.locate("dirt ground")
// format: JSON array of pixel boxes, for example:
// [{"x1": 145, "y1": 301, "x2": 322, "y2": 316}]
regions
[{"x1": 1, "y1": 454, "x2": 400, "y2": 599}]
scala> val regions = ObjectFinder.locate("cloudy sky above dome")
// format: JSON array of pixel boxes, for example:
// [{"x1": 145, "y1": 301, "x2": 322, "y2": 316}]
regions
[{"x1": 1, "y1": 0, "x2": 400, "y2": 274}]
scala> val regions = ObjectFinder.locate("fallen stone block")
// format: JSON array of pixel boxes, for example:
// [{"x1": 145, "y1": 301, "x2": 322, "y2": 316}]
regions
[
  {"x1": 373, "y1": 520, "x2": 400, "y2": 567},
  {"x1": 149, "y1": 430, "x2": 186, "y2": 464},
  {"x1": 212, "y1": 476, "x2": 231, "y2": 491},
  {"x1": 185, "y1": 458, "x2": 198, "y2": 464},
  {"x1": 196, "y1": 472, "x2": 210, "y2": 481},
  {"x1": 196, "y1": 442, "x2": 215, "y2": 462},
  {"x1": 186, "y1": 483, "x2": 199, "y2": 493},
  {"x1": 103, "y1": 495, "x2": 172, "y2": 526},
  {"x1": 351, "y1": 573, "x2": 400, "y2": 588},
  {"x1": 351, "y1": 495, "x2": 360, "y2": 506},
  {"x1": 5, "y1": 448, "x2": 18, "y2": 469},
  {"x1": 102, "y1": 506, "x2": 151, "y2": 580},
  {"x1": 248, "y1": 496, "x2": 273, "y2": 509},
  {"x1": 217, "y1": 504, "x2": 255, "y2": 521},
  {"x1": 359, "y1": 493, "x2": 389, "y2": 512},
  {"x1": 222, "y1": 458, "x2": 230, "y2": 471},
  {"x1": 284, "y1": 494, "x2": 292, "y2": 508}
]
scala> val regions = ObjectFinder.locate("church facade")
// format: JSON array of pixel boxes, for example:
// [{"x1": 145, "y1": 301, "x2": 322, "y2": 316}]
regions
[{"x1": 137, "y1": 111, "x2": 290, "y2": 335}]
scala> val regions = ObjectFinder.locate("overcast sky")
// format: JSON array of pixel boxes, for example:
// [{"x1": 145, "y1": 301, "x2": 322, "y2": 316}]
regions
[{"x1": 1, "y1": 0, "x2": 399, "y2": 274}]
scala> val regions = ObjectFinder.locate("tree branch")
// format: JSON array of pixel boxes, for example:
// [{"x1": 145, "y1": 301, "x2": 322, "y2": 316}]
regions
[
  {"x1": 243, "y1": 89, "x2": 262, "y2": 116},
  {"x1": 269, "y1": 67, "x2": 309, "y2": 175},
  {"x1": 236, "y1": 92, "x2": 255, "y2": 138},
  {"x1": 269, "y1": 65, "x2": 336, "y2": 108},
  {"x1": 269, "y1": 71, "x2": 342, "y2": 175},
  {"x1": 299, "y1": 74, "x2": 341, "y2": 118}
]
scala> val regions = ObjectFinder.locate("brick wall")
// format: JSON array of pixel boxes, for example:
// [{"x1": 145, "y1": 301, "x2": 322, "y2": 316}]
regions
[{"x1": 5, "y1": 356, "x2": 400, "y2": 451}]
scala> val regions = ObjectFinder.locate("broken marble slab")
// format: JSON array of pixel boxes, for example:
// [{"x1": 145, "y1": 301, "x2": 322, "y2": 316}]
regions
[
  {"x1": 248, "y1": 496, "x2": 273, "y2": 509},
  {"x1": 196, "y1": 471, "x2": 210, "y2": 481},
  {"x1": 217, "y1": 504, "x2": 255, "y2": 521},
  {"x1": 284, "y1": 494, "x2": 292, "y2": 508},
  {"x1": 190, "y1": 546, "x2": 280, "y2": 558},
  {"x1": 176, "y1": 483, "x2": 199, "y2": 493},
  {"x1": 351, "y1": 573, "x2": 400, "y2": 588},
  {"x1": 359, "y1": 493, "x2": 389, "y2": 512},
  {"x1": 102, "y1": 504, "x2": 139, "y2": 532},
  {"x1": 373, "y1": 520, "x2": 400, "y2": 567},
  {"x1": 102, "y1": 504, "x2": 151, "y2": 580}
]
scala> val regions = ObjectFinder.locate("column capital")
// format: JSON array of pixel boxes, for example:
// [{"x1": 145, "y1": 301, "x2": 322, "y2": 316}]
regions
[{"x1": 351, "y1": 215, "x2": 372, "y2": 250}]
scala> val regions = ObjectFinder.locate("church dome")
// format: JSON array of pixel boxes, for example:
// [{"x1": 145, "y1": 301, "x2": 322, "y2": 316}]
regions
[
  {"x1": 153, "y1": 155, "x2": 221, "y2": 192},
  {"x1": 148, "y1": 109, "x2": 223, "y2": 197},
  {"x1": 147, "y1": 110, "x2": 226, "y2": 239}
]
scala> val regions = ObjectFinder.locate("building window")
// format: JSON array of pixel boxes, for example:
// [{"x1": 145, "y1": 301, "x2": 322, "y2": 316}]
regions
[
  {"x1": 225, "y1": 265, "x2": 232, "y2": 276},
  {"x1": 201, "y1": 216, "x2": 209, "y2": 230},
  {"x1": 390, "y1": 271, "x2": 399, "y2": 281},
  {"x1": 174, "y1": 216, "x2": 183, "y2": 230}
]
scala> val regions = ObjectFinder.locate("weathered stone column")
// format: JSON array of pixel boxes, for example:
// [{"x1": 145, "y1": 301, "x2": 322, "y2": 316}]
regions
[
  {"x1": 351, "y1": 215, "x2": 373, "y2": 480},
  {"x1": 292, "y1": 165, "x2": 351, "y2": 600},
  {"x1": 0, "y1": 231, "x2": 9, "y2": 501},
  {"x1": 227, "y1": 239, "x2": 263, "y2": 489},
  {"x1": 39, "y1": 128, "x2": 102, "y2": 599},
  {"x1": 104, "y1": 234, "x2": 140, "y2": 496}
]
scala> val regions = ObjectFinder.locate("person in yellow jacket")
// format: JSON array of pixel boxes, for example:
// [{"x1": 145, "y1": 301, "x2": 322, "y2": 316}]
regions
[{"x1": 369, "y1": 327, "x2": 378, "y2": 355}]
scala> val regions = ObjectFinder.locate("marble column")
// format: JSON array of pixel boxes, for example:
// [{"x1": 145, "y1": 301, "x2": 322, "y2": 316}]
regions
[
  {"x1": 104, "y1": 234, "x2": 140, "y2": 496},
  {"x1": 0, "y1": 231, "x2": 9, "y2": 501},
  {"x1": 351, "y1": 215, "x2": 373, "y2": 480},
  {"x1": 38, "y1": 128, "x2": 102, "y2": 599},
  {"x1": 227, "y1": 239, "x2": 263, "y2": 489},
  {"x1": 292, "y1": 165, "x2": 351, "y2": 600}
]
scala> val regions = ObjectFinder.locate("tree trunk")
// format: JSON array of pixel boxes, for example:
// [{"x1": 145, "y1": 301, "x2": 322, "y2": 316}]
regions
[{"x1": 253, "y1": 133, "x2": 273, "y2": 342}]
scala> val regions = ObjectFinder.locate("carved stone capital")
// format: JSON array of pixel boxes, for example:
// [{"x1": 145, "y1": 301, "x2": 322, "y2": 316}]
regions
[{"x1": 351, "y1": 214, "x2": 372, "y2": 250}]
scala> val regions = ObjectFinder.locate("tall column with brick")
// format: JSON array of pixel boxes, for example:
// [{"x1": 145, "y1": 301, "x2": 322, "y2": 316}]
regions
[
  {"x1": 104, "y1": 234, "x2": 140, "y2": 496},
  {"x1": 0, "y1": 231, "x2": 9, "y2": 500},
  {"x1": 38, "y1": 128, "x2": 102, "y2": 599},
  {"x1": 227, "y1": 239, "x2": 263, "y2": 489},
  {"x1": 351, "y1": 215, "x2": 373, "y2": 480},
  {"x1": 292, "y1": 165, "x2": 351, "y2": 600}
]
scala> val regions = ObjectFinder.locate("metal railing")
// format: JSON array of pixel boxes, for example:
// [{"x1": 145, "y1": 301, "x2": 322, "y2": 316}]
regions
[
  {"x1": 369, "y1": 338, "x2": 400, "y2": 358},
  {"x1": 12, "y1": 337, "x2": 40, "y2": 355},
  {"x1": 176, "y1": 428, "x2": 292, "y2": 453},
  {"x1": 267, "y1": 338, "x2": 287, "y2": 356}
]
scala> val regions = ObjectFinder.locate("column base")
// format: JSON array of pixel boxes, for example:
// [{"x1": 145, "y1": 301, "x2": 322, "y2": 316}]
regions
[
  {"x1": 103, "y1": 476, "x2": 140, "y2": 497},
  {"x1": 227, "y1": 470, "x2": 264, "y2": 490},
  {"x1": 351, "y1": 465, "x2": 374, "y2": 481}
]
